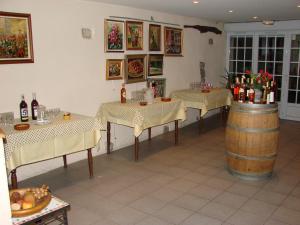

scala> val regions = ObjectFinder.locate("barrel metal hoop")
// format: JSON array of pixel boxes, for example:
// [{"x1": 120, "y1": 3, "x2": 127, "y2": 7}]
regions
[
  {"x1": 226, "y1": 151, "x2": 277, "y2": 160},
  {"x1": 232, "y1": 102, "x2": 278, "y2": 110},
  {"x1": 227, "y1": 167, "x2": 273, "y2": 181},
  {"x1": 227, "y1": 123, "x2": 279, "y2": 133},
  {"x1": 230, "y1": 108, "x2": 278, "y2": 114}
]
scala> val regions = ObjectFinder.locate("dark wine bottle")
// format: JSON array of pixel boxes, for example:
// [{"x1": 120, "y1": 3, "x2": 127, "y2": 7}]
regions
[
  {"x1": 31, "y1": 93, "x2": 39, "y2": 120},
  {"x1": 20, "y1": 94, "x2": 29, "y2": 122}
]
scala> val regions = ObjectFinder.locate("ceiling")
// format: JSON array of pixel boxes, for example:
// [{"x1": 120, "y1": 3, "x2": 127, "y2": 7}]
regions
[{"x1": 85, "y1": 0, "x2": 300, "y2": 23}]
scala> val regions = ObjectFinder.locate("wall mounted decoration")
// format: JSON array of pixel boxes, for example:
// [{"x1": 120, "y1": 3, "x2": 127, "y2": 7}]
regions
[
  {"x1": 104, "y1": 19, "x2": 124, "y2": 52},
  {"x1": 0, "y1": 11, "x2": 34, "y2": 64},
  {"x1": 164, "y1": 27, "x2": 183, "y2": 56},
  {"x1": 148, "y1": 54, "x2": 163, "y2": 76},
  {"x1": 147, "y1": 78, "x2": 166, "y2": 97},
  {"x1": 125, "y1": 54, "x2": 147, "y2": 83},
  {"x1": 149, "y1": 24, "x2": 161, "y2": 51},
  {"x1": 126, "y1": 21, "x2": 143, "y2": 50},
  {"x1": 106, "y1": 59, "x2": 124, "y2": 80}
]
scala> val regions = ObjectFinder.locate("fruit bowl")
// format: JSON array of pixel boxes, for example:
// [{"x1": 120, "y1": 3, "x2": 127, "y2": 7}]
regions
[{"x1": 10, "y1": 185, "x2": 51, "y2": 217}]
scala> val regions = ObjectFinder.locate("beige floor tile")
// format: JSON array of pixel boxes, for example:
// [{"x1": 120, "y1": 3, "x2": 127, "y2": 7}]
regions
[
  {"x1": 199, "y1": 202, "x2": 237, "y2": 221},
  {"x1": 127, "y1": 180, "x2": 161, "y2": 195},
  {"x1": 182, "y1": 213, "x2": 223, "y2": 225},
  {"x1": 93, "y1": 218, "x2": 120, "y2": 225},
  {"x1": 143, "y1": 173, "x2": 175, "y2": 185},
  {"x1": 227, "y1": 210, "x2": 267, "y2": 225},
  {"x1": 150, "y1": 187, "x2": 184, "y2": 203},
  {"x1": 240, "y1": 199, "x2": 277, "y2": 219},
  {"x1": 188, "y1": 184, "x2": 223, "y2": 200},
  {"x1": 282, "y1": 196, "x2": 300, "y2": 211},
  {"x1": 68, "y1": 206, "x2": 102, "y2": 225},
  {"x1": 183, "y1": 172, "x2": 210, "y2": 184},
  {"x1": 197, "y1": 165, "x2": 223, "y2": 176},
  {"x1": 226, "y1": 182, "x2": 260, "y2": 198},
  {"x1": 292, "y1": 186, "x2": 300, "y2": 198},
  {"x1": 172, "y1": 194, "x2": 209, "y2": 211},
  {"x1": 130, "y1": 196, "x2": 166, "y2": 214},
  {"x1": 154, "y1": 204, "x2": 194, "y2": 224},
  {"x1": 107, "y1": 206, "x2": 147, "y2": 225},
  {"x1": 272, "y1": 207, "x2": 300, "y2": 225},
  {"x1": 253, "y1": 190, "x2": 287, "y2": 206},
  {"x1": 135, "y1": 216, "x2": 172, "y2": 225},
  {"x1": 264, "y1": 219, "x2": 290, "y2": 225},
  {"x1": 213, "y1": 192, "x2": 248, "y2": 209},
  {"x1": 165, "y1": 178, "x2": 198, "y2": 192},
  {"x1": 205, "y1": 177, "x2": 234, "y2": 190},
  {"x1": 109, "y1": 188, "x2": 143, "y2": 205}
]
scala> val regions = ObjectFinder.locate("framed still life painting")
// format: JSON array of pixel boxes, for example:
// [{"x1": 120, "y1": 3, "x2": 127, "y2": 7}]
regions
[
  {"x1": 106, "y1": 59, "x2": 124, "y2": 80},
  {"x1": 148, "y1": 54, "x2": 163, "y2": 76},
  {"x1": 149, "y1": 24, "x2": 161, "y2": 51},
  {"x1": 126, "y1": 21, "x2": 143, "y2": 50},
  {"x1": 104, "y1": 19, "x2": 124, "y2": 52},
  {"x1": 125, "y1": 54, "x2": 147, "y2": 83},
  {"x1": 164, "y1": 27, "x2": 183, "y2": 56},
  {"x1": 0, "y1": 11, "x2": 34, "y2": 64}
]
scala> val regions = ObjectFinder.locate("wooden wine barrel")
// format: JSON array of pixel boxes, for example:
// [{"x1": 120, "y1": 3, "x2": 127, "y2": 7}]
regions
[{"x1": 225, "y1": 102, "x2": 279, "y2": 180}]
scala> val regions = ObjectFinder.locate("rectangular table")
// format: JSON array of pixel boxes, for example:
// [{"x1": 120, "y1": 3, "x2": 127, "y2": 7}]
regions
[
  {"x1": 97, "y1": 98, "x2": 186, "y2": 161},
  {"x1": 1, "y1": 113, "x2": 101, "y2": 189}
]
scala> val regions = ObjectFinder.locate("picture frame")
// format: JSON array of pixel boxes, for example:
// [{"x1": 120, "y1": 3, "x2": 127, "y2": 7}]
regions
[
  {"x1": 106, "y1": 59, "x2": 124, "y2": 80},
  {"x1": 147, "y1": 78, "x2": 166, "y2": 97},
  {"x1": 104, "y1": 19, "x2": 124, "y2": 52},
  {"x1": 125, "y1": 54, "x2": 147, "y2": 84},
  {"x1": 148, "y1": 54, "x2": 164, "y2": 76},
  {"x1": 164, "y1": 27, "x2": 183, "y2": 56},
  {"x1": 126, "y1": 21, "x2": 143, "y2": 50},
  {"x1": 0, "y1": 11, "x2": 34, "y2": 64},
  {"x1": 149, "y1": 24, "x2": 161, "y2": 51}
]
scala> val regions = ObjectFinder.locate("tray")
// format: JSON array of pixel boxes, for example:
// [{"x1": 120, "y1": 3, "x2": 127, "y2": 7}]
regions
[
  {"x1": 14, "y1": 124, "x2": 30, "y2": 131},
  {"x1": 10, "y1": 188, "x2": 51, "y2": 218},
  {"x1": 161, "y1": 97, "x2": 171, "y2": 102}
]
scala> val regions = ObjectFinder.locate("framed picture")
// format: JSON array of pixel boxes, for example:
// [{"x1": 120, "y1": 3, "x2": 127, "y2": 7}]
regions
[
  {"x1": 148, "y1": 54, "x2": 164, "y2": 76},
  {"x1": 106, "y1": 59, "x2": 124, "y2": 80},
  {"x1": 125, "y1": 54, "x2": 147, "y2": 83},
  {"x1": 147, "y1": 78, "x2": 166, "y2": 97},
  {"x1": 0, "y1": 11, "x2": 34, "y2": 64},
  {"x1": 126, "y1": 21, "x2": 143, "y2": 50},
  {"x1": 164, "y1": 27, "x2": 183, "y2": 56},
  {"x1": 104, "y1": 19, "x2": 124, "y2": 52},
  {"x1": 149, "y1": 24, "x2": 161, "y2": 51}
]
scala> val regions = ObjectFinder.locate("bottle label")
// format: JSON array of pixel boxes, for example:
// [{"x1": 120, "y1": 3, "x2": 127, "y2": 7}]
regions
[
  {"x1": 33, "y1": 107, "x2": 38, "y2": 118},
  {"x1": 267, "y1": 93, "x2": 270, "y2": 104},
  {"x1": 21, "y1": 108, "x2": 28, "y2": 119},
  {"x1": 270, "y1": 92, "x2": 274, "y2": 103}
]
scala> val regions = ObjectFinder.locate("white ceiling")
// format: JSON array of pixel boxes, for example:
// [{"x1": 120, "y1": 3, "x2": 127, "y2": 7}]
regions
[{"x1": 85, "y1": 0, "x2": 300, "y2": 23}]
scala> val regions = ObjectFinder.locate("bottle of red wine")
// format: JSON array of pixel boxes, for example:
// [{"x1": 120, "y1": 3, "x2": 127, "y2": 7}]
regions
[
  {"x1": 20, "y1": 94, "x2": 29, "y2": 122},
  {"x1": 31, "y1": 93, "x2": 39, "y2": 120}
]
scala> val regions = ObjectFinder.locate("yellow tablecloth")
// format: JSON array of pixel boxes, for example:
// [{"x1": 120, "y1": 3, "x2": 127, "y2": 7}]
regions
[
  {"x1": 170, "y1": 88, "x2": 232, "y2": 116},
  {"x1": 96, "y1": 98, "x2": 186, "y2": 137},
  {"x1": 1, "y1": 113, "x2": 101, "y2": 173}
]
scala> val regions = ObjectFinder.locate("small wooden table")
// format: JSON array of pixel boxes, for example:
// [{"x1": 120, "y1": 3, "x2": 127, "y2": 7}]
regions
[{"x1": 97, "y1": 98, "x2": 186, "y2": 161}]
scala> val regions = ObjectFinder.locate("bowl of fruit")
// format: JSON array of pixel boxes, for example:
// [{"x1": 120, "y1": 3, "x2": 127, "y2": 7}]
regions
[{"x1": 10, "y1": 185, "x2": 51, "y2": 217}]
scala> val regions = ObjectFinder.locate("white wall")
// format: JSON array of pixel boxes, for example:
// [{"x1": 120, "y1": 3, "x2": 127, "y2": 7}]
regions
[{"x1": 0, "y1": 0, "x2": 226, "y2": 181}]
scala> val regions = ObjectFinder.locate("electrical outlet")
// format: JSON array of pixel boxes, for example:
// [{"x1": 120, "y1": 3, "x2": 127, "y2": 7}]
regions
[{"x1": 163, "y1": 126, "x2": 169, "y2": 133}]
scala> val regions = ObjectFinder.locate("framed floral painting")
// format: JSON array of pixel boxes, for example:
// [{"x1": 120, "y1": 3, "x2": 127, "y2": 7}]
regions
[
  {"x1": 125, "y1": 54, "x2": 147, "y2": 83},
  {"x1": 164, "y1": 27, "x2": 183, "y2": 56},
  {"x1": 126, "y1": 21, "x2": 143, "y2": 50},
  {"x1": 104, "y1": 19, "x2": 124, "y2": 52},
  {"x1": 0, "y1": 11, "x2": 34, "y2": 64},
  {"x1": 148, "y1": 54, "x2": 163, "y2": 76},
  {"x1": 106, "y1": 59, "x2": 124, "y2": 80},
  {"x1": 149, "y1": 24, "x2": 161, "y2": 51}
]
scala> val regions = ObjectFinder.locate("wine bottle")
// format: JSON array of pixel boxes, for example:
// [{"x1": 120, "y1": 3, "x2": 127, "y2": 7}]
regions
[
  {"x1": 266, "y1": 82, "x2": 271, "y2": 104},
  {"x1": 245, "y1": 77, "x2": 250, "y2": 102},
  {"x1": 238, "y1": 78, "x2": 246, "y2": 103},
  {"x1": 20, "y1": 94, "x2": 29, "y2": 122},
  {"x1": 120, "y1": 83, "x2": 126, "y2": 103},
  {"x1": 269, "y1": 81, "x2": 275, "y2": 104},
  {"x1": 233, "y1": 77, "x2": 240, "y2": 101},
  {"x1": 248, "y1": 78, "x2": 255, "y2": 104},
  {"x1": 31, "y1": 93, "x2": 39, "y2": 120}
]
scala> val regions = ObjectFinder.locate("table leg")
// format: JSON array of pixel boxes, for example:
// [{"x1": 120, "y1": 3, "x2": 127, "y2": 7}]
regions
[
  {"x1": 175, "y1": 120, "x2": 179, "y2": 145},
  {"x1": 148, "y1": 128, "x2": 151, "y2": 141},
  {"x1": 11, "y1": 169, "x2": 18, "y2": 189},
  {"x1": 134, "y1": 137, "x2": 139, "y2": 161},
  {"x1": 199, "y1": 109, "x2": 204, "y2": 133},
  {"x1": 63, "y1": 208, "x2": 69, "y2": 225},
  {"x1": 63, "y1": 155, "x2": 67, "y2": 168},
  {"x1": 87, "y1": 148, "x2": 93, "y2": 178},
  {"x1": 107, "y1": 122, "x2": 111, "y2": 154}
]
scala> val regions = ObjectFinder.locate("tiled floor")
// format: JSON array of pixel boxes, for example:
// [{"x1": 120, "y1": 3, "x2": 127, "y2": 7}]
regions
[{"x1": 19, "y1": 115, "x2": 300, "y2": 225}]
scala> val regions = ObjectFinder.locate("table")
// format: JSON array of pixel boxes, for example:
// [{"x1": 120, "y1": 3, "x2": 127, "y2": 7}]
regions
[
  {"x1": 97, "y1": 98, "x2": 186, "y2": 161},
  {"x1": 12, "y1": 196, "x2": 70, "y2": 225},
  {"x1": 1, "y1": 113, "x2": 101, "y2": 189}
]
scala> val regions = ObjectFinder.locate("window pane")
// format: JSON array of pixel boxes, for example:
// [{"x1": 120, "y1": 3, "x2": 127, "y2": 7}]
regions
[
  {"x1": 290, "y1": 63, "x2": 299, "y2": 75},
  {"x1": 237, "y1": 49, "x2": 244, "y2": 60},
  {"x1": 258, "y1": 62, "x2": 265, "y2": 71},
  {"x1": 288, "y1": 91, "x2": 296, "y2": 103},
  {"x1": 230, "y1": 37, "x2": 237, "y2": 47},
  {"x1": 230, "y1": 48, "x2": 236, "y2": 60},
  {"x1": 289, "y1": 77, "x2": 297, "y2": 89},
  {"x1": 267, "y1": 49, "x2": 274, "y2": 61},
  {"x1": 246, "y1": 37, "x2": 253, "y2": 47},
  {"x1": 237, "y1": 61, "x2": 244, "y2": 72},
  {"x1": 290, "y1": 49, "x2": 299, "y2": 62},
  {"x1": 276, "y1": 89, "x2": 281, "y2": 102},
  {"x1": 298, "y1": 77, "x2": 300, "y2": 89},
  {"x1": 275, "y1": 49, "x2": 284, "y2": 61},
  {"x1": 229, "y1": 61, "x2": 236, "y2": 72},
  {"x1": 277, "y1": 37, "x2": 284, "y2": 48},
  {"x1": 268, "y1": 37, "x2": 275, "y2": 48},
  {"x1": 259, "y1": 37, "x2": 266, "y2": 47},
  {"x1": 238, "y1": 37, "x2": 245, "y2": 47},
  {"x1": 245, "y1": 62, "x2": 252, "y2": 71},
  {"x1": 291, "y1": 35, "x2": 300, "y2": 48},
  {"x1": 274, "y1": 76, "x2": 282, "y2": 88},
  {"x1": 275, "y1": 63, "x2": 283, "y2": 75},
  {"x1": 258, "y1": 49, "x2": 266, "y2": 61},
  {"x1": 245, "y1": 49, "x2": 252, "y2": 60},
  {"x1": 266, "y1": 63, "x2": 274, "y2": 74},
  {"x1": 298, "y1": 92, "x2": 300, "y2": 104}
]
